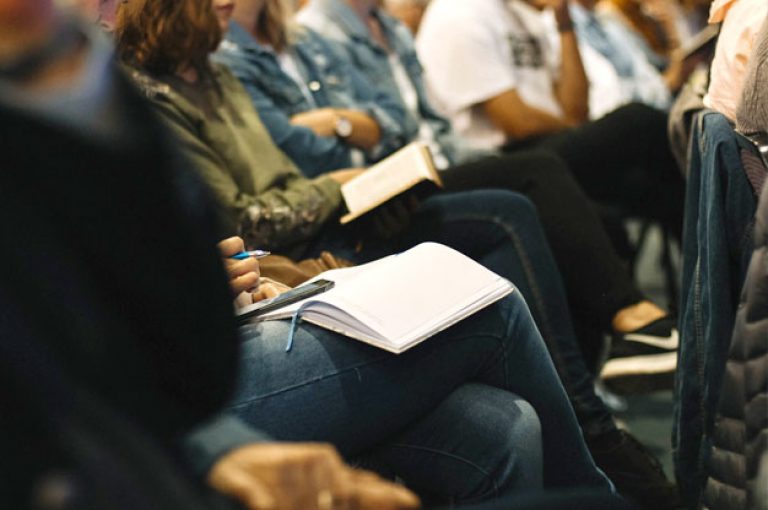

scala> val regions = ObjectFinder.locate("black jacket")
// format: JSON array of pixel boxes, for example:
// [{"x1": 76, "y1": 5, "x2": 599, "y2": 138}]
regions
[
  {"x1": 703, "y1": 180, "x2": 768, "y2": 509},
  {"x1": 0, "y1": 67, "x2": 246, "y2": 508}
]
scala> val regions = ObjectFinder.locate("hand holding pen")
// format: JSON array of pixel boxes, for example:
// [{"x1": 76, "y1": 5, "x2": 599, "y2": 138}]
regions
[
  {"x1": 217, "y1": 238, "x2": 268, "y2": 297},
  {"x1": 230, "y1": 250, "x2": 271, "y2": 260}
]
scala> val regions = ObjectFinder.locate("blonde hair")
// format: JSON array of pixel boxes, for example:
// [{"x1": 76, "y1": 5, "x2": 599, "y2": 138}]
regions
[{"x1": 256, "y1": 0, "x2": 297, "y2": 53}]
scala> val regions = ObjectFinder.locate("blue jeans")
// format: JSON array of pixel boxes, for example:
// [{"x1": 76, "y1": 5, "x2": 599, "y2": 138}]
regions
[
  {"x1": 675, "y1": 111, "x2": 758, "y2": 506},
  {"x1": 231, "y1": 289, "x2": 611, "y2": 503},
  {"x1": 306, "y1": 190, "x2": 616, "y2": 438}
]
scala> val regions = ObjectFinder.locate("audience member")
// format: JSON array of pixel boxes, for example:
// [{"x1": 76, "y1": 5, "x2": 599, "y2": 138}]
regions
[
  {"x1": 599, "y1": 0, "x2": 685, "y2": 64},
  {"x1": 114, "y1": 0, "x2": 615, "y2": 502},
  {"x1": 735, "y1": 15, "x2": 768, "y2": 137},
  {"x1": 567, "y1": 0, "x2": 677, "y2": 117},
  {"x1": 413, "y1": 0, "x2": 685, "y2": 241},
  {"x1": 705, "y1": 0, "x2": 768, "y2": 122},
  {"x1": 0, "y1": 2, "x2": 420, "y2": 509}
]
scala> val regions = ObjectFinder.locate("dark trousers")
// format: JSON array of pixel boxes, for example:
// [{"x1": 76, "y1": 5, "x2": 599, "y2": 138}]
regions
[
  {"x1": 442, "y1": 150, "x2": 644, "y2": 332},
  {"x1": 505, "y1": 103, "x2": 686, "y2": 240}
]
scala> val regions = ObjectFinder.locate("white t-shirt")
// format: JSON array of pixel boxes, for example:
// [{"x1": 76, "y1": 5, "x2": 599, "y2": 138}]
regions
[{"x1": 416, "y1": 0, "x2": 562, "y2": 149}]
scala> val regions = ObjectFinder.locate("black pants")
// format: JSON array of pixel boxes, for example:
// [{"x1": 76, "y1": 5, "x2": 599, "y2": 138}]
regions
[
  {"x1": 442, "y1": 149, "x2": 644, "y2": 333},
  {"x1": 505, "y1": 103, "x2": 685, "y2": 240}
]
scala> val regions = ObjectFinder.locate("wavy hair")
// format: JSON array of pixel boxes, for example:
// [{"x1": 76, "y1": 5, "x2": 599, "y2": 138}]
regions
[{"x1": 114, "y1": 0, "x2": 222, "y2": 75}]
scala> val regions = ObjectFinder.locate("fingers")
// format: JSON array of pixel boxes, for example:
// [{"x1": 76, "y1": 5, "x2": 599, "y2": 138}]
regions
[
  {"x1": 226, "y1": 256, "x2": 260, "y2": 295},
  {"x1": 252, "y1": 278, "x2": 291, "y2": 302},
  {"x1": 209, "y1": 459, "x2": 277, "y2": 510},
  {"x1": 373, "y1": 198, "x2": 412, "y2": 239},
  {"x1": 208, "y1": 443, "x2": 419, "y2": 510},
  {"x1": 333, "y1": 469, "x2": 421, "y2": 510},
  {"x1": 218, "y1": 236, "x2": 246, "y2": 258}
]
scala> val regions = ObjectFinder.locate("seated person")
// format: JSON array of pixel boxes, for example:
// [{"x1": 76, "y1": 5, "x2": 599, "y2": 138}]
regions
[
  {"x1": 703, "y1": 0, "x2": 768, "y2": 121},
  {"x1": 408, "y1": 0, "x2": 685, "y2": 237},
  {"x1": 598, "y1": 0, "x2": 686, "y2": 65},
  {"x1": 566, "y1": 0, "x2": 679, "y2": 117},
  {"x1": 217, "y1": 0, "x2": 679, "y2": 394},
  {"x1": 0, "y1": 2, "x2": 418, "y2": 508},
  {"x1": 113, "y1": 0, "x2": 612, "y2": 501},
  {"x1": 735, "y1": 14, "x2": 768, "y2": 137}
]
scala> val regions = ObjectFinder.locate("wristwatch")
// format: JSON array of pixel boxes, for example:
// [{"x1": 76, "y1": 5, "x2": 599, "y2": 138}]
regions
[{"x1": 334, "y1": 114, "x2": 353, "y2": 139}]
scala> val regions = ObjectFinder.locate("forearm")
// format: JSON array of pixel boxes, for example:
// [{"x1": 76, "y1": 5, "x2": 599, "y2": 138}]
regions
[
  {"x1": 236, "y1": 175, "x2": 342, "y2": 251},
  {"x1": 555, "y1": 30, "x2": 589, "y2": 123},
  {"x1": 336, "y1": 109, "x2": 381, "y2": 150},
  {"x1": 483, "y1": 90, "x2": 572, "y2": 140},
  {"x1": 290, "y1": 108, "x2": 382, "y2": 151}
]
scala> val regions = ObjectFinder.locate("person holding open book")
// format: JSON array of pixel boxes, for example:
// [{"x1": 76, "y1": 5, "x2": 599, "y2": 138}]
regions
[
  {"x1": 114, "y1": 0, "x2": 615, "y2": 502},
  {"x1": 210, "y1": 1, "x2": 680, "y2": 506}
]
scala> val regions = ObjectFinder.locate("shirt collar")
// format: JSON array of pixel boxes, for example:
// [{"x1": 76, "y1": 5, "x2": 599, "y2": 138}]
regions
[
  {"x1": 315, "y1": 0, "x2": 375, "y2": 44},
  {"x1": 222, "y1": 21, "x2": 273, "y2": 56}
]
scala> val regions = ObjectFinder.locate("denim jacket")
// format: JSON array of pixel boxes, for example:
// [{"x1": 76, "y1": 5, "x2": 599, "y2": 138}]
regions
[
  {"x1": 298, "y1": 0, "x2": 480, "y2": 166},
  {"x1": 214, "y1": 22, "x2": 406, "y2": 177}
]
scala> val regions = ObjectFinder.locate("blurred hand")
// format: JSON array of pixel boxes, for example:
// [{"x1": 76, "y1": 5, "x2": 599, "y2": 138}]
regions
[
  {"x1": 371, "y1": 193, "x2": 419, "y2": 240},
  {"x1": 328, "y1": 168, "x2": 365, "y2": 185},
  {"x1": 252, "y1": 277, "x2": 292, "y2": 302},
  {"x1": 290, "y1": 108, "x2": 339, "y2": 138},
  {"x1": 218, "y1": 237, "x2": 260, "y2": 297},
  {"x1": 209, "y1": 443, "x2": 421, "y2": 510}
]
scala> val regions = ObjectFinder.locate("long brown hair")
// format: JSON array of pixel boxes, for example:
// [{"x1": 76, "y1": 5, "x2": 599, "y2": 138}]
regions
[{"x1": 114, "y1": 0, "x2": 222, "y2": 76}]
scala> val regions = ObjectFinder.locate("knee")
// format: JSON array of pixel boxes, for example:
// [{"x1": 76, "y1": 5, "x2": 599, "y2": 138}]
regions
[
  {"x1": 615, "y1": 102, "x2": 666, "y2": 130},
  {"x1": 483, "y1": 190, "x2": 539, "y2": 223},
  {"x1": 450, "y1": 385, "x2": 544, "y2": 500}
]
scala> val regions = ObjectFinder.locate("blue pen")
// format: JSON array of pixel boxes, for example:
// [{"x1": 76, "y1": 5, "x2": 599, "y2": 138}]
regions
[{"x1": 231, "y1": 250, "x2": 271, "y2": 260}]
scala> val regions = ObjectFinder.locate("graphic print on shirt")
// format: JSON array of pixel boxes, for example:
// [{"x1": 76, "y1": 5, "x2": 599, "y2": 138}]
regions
[{"x1": 508, "y1": 34, "x2": 544, "y2": 68}]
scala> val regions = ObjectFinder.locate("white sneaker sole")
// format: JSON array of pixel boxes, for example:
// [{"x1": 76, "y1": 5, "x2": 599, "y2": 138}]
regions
[{"x1": 600, "y1": 352, "x2": 678, "y2": 379}]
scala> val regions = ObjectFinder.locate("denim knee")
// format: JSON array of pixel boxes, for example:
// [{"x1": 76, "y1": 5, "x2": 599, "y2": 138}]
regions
[{"x1": 440, "y1": 384, "x2": 543, "y2": 500}]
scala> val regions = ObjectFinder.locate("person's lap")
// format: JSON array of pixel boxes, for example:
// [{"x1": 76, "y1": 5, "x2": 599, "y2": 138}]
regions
[
  {"x1": 230, "y1": 290, "x2": 610, "y2": 492},
  {"x1": 302, "y1": 189, "x2": 616, "y2": 438}
]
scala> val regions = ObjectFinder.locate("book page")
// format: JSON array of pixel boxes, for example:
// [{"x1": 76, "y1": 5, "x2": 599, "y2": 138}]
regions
[
  {"x1": 257, "y1": 243, "x2": 514, "y2": 352},
  {"x1": 309, "y1": 243, "x2": 510, "y2": 341}
]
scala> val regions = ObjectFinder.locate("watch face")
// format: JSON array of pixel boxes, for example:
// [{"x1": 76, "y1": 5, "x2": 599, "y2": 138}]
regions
[{"x1": 335, "y1": 116, "x2": 353, "y2": 138}]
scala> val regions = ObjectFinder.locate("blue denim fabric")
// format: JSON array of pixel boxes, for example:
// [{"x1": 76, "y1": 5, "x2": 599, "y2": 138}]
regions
[
  {"x1": 297, "y1": 0, "x2": 472, "y2": 165},
  {"x1": 213, "y1": 22, "x2": 407, "y2": 176},
  {"x1": 675, "y1": 111, "x2": 758, "y2": 506},
  {"x1": 232, "y1": 290, "x2": 611, "y2": 501},
  {"x1": 300, "y1": 189, "x2": 618, "y2": 439}
]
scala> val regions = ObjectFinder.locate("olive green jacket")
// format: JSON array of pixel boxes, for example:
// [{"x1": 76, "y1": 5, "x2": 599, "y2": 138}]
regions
[{"x1": 129, "y1": 63, "x2": 342, "y2": 251}]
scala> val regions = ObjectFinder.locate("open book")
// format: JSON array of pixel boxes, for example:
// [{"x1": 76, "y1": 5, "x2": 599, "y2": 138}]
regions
[
  {"x1": 257, "y1": 243, "x2": 514, "y2": 353},
  {"x1": 340, "y1": 142, "x2": 442, "y2": 224}
]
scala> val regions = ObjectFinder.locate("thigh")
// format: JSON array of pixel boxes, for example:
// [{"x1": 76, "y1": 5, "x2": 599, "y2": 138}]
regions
[
  {"x1": 535, "y1": 103, "x2": 674, "y2": 202},
  {"x1": 363, "y1": 384, "x2": 543, "y2": 503},
  {"x1": 229, "y1": 300, "x2": 512, "y2": 456}
]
